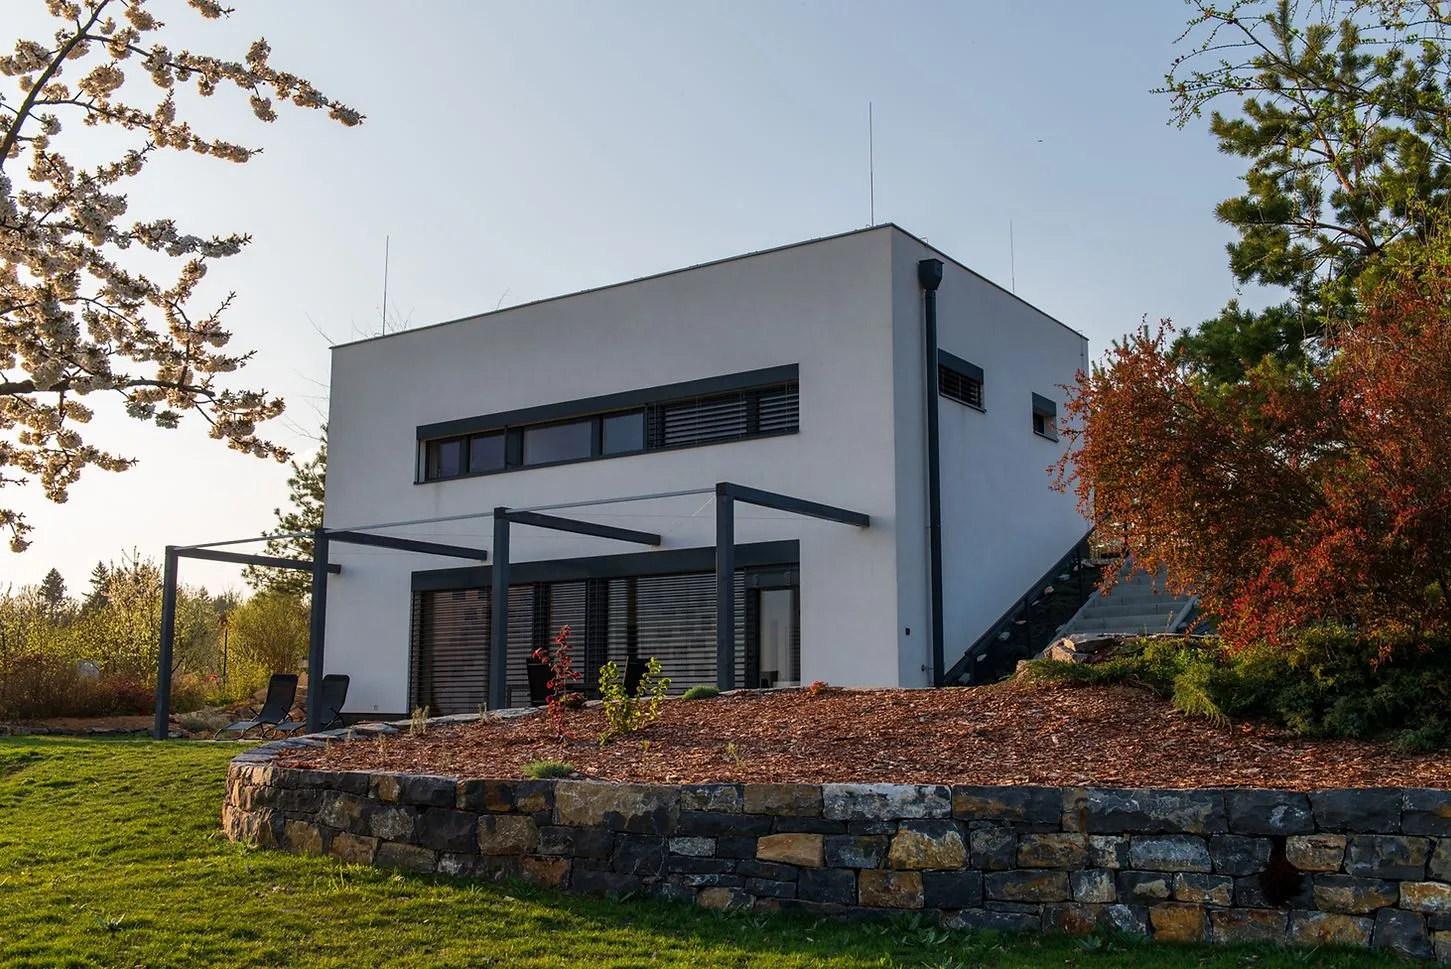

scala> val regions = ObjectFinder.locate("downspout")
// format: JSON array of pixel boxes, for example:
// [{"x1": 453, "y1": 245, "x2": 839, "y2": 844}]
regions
[{"x1": 917, "y1": 258, "x2": 945, "y2": 686}]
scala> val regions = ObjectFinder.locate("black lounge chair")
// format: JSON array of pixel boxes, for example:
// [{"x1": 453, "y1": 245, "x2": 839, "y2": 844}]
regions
[
  {"x1": 275, "y1": 674, "x2": 350, "y2": 735},
  {"x1": 526, "y1": 658, "x2": 552, "y2": 707},
  {"x1": 213, "y1": 673, "x2": 298, "y2": 739}
]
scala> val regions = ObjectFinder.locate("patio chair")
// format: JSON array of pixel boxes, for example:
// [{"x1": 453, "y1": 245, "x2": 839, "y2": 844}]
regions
[
  {"x1": 213, "y1": 673, "x2": 298, "y2": 740},
  {"x1": 525, "y1": 658, "x2": 552, "y2": 707},
  {"x1": 274, "y1": 674, "x2": 350, "y2": 735}
]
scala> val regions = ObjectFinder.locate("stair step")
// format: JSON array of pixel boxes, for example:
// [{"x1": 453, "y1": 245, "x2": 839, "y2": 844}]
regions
[
  {"x1": 1060, "y1": 615, "x2": 1185, "y2": 634},
  {"x1": 1080, "y1": 601, "x2": 1193, "y2": 620}
]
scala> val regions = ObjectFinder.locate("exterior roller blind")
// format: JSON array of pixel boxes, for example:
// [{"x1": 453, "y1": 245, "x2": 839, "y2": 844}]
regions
[
  {"x1": 410, "y1": 589, "x2": 488, "y2": 715},
  {"x1": 758, "y1": 385, "x2": 799, "y2": 434},
  {"x1": 609, "y1": 572, "x2": 745, "y2": 692}
]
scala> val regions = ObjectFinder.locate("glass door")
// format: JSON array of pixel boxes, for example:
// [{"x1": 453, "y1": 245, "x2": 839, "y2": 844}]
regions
[{"x1": 747, "y1": 568, "x2": 799, "y2": 689}]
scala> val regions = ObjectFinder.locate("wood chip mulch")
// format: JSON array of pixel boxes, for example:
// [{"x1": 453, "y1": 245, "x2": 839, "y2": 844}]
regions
[{"x1": 278, "y1": 680, "x2": 1451, "y2": 790}]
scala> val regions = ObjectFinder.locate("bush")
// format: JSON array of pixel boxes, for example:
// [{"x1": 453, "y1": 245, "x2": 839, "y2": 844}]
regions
[
  {"x1": 1021, "y1": 630, "x2": 1451, "y2": 750},
  {"x1": 522, "y1": 759, "x2": 575, "y2": 779},
  {"x1": 0, "y1": 652, "x2": 155, "y2": 719},
  {"x1": 598, "y1": 656, "x2": 670, "y2": 745},
  {"x1": 230, "y1": 593, "x2": 309, "y2": 677},
  {"x1": 682, "y1": 685, "x2": 719, "y2": 700}
]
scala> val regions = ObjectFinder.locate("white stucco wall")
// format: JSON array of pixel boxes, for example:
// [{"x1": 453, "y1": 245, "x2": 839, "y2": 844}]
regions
[
  {"x1": 888, "y1": 233, "x2": 1090, "y2": 671},
  {"x1": 324, "y1": 229, "x2": 905, "y2": 714}
]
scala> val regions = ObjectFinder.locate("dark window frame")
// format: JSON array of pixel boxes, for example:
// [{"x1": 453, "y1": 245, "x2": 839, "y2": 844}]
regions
[
  {"x1": 417, "y1": 365, "x2": 800, "y2": 483},
  {"x1": 1031, "y1": 392, "x2": 1058, "y2": 441},
  {"x1": 937, "y1": 350, "x2": 984, "y2": 411}
]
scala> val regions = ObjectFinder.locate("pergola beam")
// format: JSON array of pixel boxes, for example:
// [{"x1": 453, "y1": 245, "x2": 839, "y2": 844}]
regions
[
  {"x1": 504, "y1": 509, "x2": 661, "y2": 547},
  {"x1": 718, "y1": 482, "x2": 871, "y2": 529},
  {"x1": 328, "y1": 530, "x2": 488, "y2": 561},
  {"x1": 177, "y1": 546, "x2": 341, "y2": 573}
]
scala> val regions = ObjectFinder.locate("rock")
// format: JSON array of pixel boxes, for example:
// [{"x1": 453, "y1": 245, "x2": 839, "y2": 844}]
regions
[
  {"x1": 756, "y1": 833, "x2": 824, "y2": 867},
  {"x1": 1071, "y1": 868, "x2": 1117, "y2": 903},
  {"x1": 1149, "y1": 903, "x2": 1206, "y2": 943},
  {"x1": 1285, "y1": 833, "x2": 1347, "y2": 872},
  {"x1": 888, "y1": 821, "x2": 966, "y2": 870},
  {"x1": 951, "y1": 786, "x2": 1061, "y2": 829},
  {"x1": 1080, "y1": 789, "x2": 1227, "y2": 835},
  {"x1": 1435, "y1": 930, "x2": 1451, "y2": 965},
  {"x1": 668, "y1": 837, "x2": 716, "y2": 857},
  {"x1": 742, "y1": 784, "x2": 822, "y2": 817},
  {"x1": 1208, "y1": 908, "x2": 1288, "y2": 944},
  {"x1": 697, "y1": 887, "x2": 753, "y2": 911},
  {"x1": 676, "y1": 811, "x2": 773, "y2": 837},
  {"x1": 922, "y1": 870, "x2": 983, "y2": 908},
  {"x1": 799, "y1": 868, "x2": 856, "y2": 905},
  {"x1": 1088, "y1": 835, "x2": 1131, "y2": 869},
  {"x1": 1017, "y1": 833, "x2": 1088, "y2": 869},
  {"x1": 1402, "y1": 882, "x2": 1451, "y2": 916},
  {"x1": 537, "y1": 825, "x2": 613, "y2": 858},
  {"x1": 858, "y1": 870, "x2": 924, "y2": 908},
  {"x1": 1174, "y1": 872, "x2": 1234, "y2": 907},
  {"x1": 1129, "y1": 836, "x2": 1213, "y2": 872},
  {"x1": 1039, "y1": 633, "x2": 1137, "y2": 664},
  {"x1": 572, "y1": 869, "x2": 642, "y2": 896},
  {"x1": 1223, "y1": 790, "x2": 1314, "y2": 835},
  {"x1": 520, "y1": 855, "x2": 569, "y2": 888},
  {"x1": 459, "y1": 779, "x2": 553, "y2": 814},
  {"x1": 1433, "y1": 840, "x2": 1451, "y2": 881},
  {"x1": 554, "y1": 781, "x2": 679, "y2": 835},
  {"x1": 680, "y1": 784, "x2": 743, "y2": 813},
  {"x1": 1043, "y1": 903, "x2": 1103, "y2": 935},
  {"x1": 417, "y1": 809, "x2": 480, "y2": 853},
  {"x1": 717, "y1": 835, "x2": 759, "y2": 859},
  {"x1": 1287, "y1": 910, "x2": 1373, "y2": 947},
  {"x1": 1210, "y1": 834, "x2": 1270, "y2": 876},
  {"x1": 969, "y1": 825, "x2": 1018, "y2": 870},
  {"x1": 1118, "y1": 871, "x2": 1173, "y2": 902},
  {"x1": 612, "y1": 835, "x2": 667, "y2": 876},
  {"x1": 282, "y1": 819, "x2": 324, "y2": 855},
  {"x1": 1100, "y1": 904, "x2": 1151, "y2": 936},
  {"x1": 396, "y1": 774, "x2": 458, "y2": 807},
  {"x1": 771, "y1": 817, "x2": 844, "y2": 835},
  {"x1": 1343, "y1": 835, "x2": 1430, "y2": 880},
  {"x1": 744, "y1": 877, "x2": 795, "y2": 899},
  {"x1": 367, "y1": 805, "x2": 419, "y2": 842},
  {"x1": 318, "y1": 792, "x2": 369, "y2": 833},
  {"x1": 1374, "y1": 908, "x2": 1434, "y2": 960},
  {"x1": 944, "y1": 909, "x2": 1039, "y2": 933},
  {"x1": 1313, "y1": 874, "x2": 1400, "y2": 914},
  {"x1": 822, "y1": 784, "x2": 951, "y2": 821},
  {"x1": 984, "y1": 870, "x2": 1069, "y2": 903},
  {"x1": 373, "y1": 841, "x2": 436, "y2": 873},
  {"x1": 736, "y1": 860, "x2": 798, "y2": 881},
  {"x1": 478, "y1": 814, "x2": 538, "y2": 855},
  {"x1": 329, "y1": 832, "x2": 378, "y2": 865},
  {"x1": 825, "y1": 835, "x2": 888, "y2": 869},
  {"x1": 1309, "y1": 789, "x2": 1402, "y2": 833}
]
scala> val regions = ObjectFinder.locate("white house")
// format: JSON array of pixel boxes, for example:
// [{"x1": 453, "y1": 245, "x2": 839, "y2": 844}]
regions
[{"x1": 319, "y1": 224, "x2": 1089, "y2": 718}]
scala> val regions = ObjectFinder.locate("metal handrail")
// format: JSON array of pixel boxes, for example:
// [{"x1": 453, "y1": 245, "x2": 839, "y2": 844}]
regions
[{"x1": 943, "y1": 526, "x2": 1097, "y2": 686}]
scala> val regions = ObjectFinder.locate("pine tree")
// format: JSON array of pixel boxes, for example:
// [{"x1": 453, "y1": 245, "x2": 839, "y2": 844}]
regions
[
  {"x1": 244, "y1": 428, "x2": 326, "y2": 600},
  {"x1": 1164, "y1": 0, "x2": 1451, "y2": 380},
  {"x1": 82, "y1": 561, "x2": 111, "y2": 615},
  {"x1": 38, "y1": 568, "x2": 67, "y2": 621}
]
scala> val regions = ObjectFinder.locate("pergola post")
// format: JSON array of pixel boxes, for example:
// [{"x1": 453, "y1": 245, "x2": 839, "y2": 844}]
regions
[
  {"x1": 715, "y1": 487, "x2": 735, "y2": 690},
  {"x1": 488, "y1": 507, "x2": 510, "y2": 710},
  {"x1": 306, "y1": 528, "x2": 330, "y2": 732},
  {"x1": 153, "y1": 545, "x2": 180, "y2": 740}
]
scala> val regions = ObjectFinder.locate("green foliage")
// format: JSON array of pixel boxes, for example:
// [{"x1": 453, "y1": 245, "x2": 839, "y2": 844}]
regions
[
  {"x1": 244, "y1": 427, "x2": 327, "y2": 599},
  {"x1": 228, "y1": 592, "x2": 309, "y2": 679},
  {"x1": 681, "y1": 684, "x2": 720, "y2": 700},
  {"x1": 1022, "y1": 630, "x2": 1451, "y2": 749},
  {"x1": 5, "y1": 737, "x2": 1403, "y2": 968},
  {"x1": 522, "y1": 759, "x2": 575, "y2": 779},
  {"x1": 598, "y1": 657, "x2": 670, "y2": 746},
  {"x1": 1165, "y1": 1, "x2": 1451, "y2": 380}
]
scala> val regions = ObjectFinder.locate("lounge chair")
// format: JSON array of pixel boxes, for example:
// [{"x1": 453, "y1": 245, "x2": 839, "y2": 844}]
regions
[
  {"x1": 274, "y1": 674, "x2": 350, "y2": 735},
  {"x1": 213, "y1": 673, "x2": 298, "y2": 739},
  {"x1": 525, "y1": 658, "x2": 552, "y2": 707}
]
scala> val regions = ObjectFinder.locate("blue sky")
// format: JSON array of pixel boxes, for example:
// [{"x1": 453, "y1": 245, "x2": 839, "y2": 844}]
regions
[{"x1": 5, "y1": 0, "x2": 1251, "y2": 591}]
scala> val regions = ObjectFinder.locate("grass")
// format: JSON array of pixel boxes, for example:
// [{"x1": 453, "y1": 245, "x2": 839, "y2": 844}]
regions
[{"x1": 0, "y1": 738, "x2": 1410, "y2": 969}]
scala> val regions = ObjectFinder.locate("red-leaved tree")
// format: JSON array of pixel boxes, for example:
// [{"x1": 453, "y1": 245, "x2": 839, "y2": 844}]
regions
[{"x1": 1058, "y1": 269, "x2": 1451, "y2": 654}]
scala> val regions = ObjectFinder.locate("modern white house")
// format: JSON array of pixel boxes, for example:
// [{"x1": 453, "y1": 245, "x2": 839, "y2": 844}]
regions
[{"x1": 306, "y1": 224, "x2": 1089, "y2": 719}]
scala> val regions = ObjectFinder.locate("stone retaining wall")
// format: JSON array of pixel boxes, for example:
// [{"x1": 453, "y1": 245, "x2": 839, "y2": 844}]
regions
[{"x1": 224, "y1": 725, "x2": 1451, "y2": 962}]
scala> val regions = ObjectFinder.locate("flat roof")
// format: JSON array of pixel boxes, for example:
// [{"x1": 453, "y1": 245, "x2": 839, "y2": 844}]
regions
[{"x1": 332, "y1": 223, "x2": 1087, "y2": 351}]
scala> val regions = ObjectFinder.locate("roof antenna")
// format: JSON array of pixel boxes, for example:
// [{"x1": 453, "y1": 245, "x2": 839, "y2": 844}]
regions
[
  {"x1": 868, "y1": 101, "x2": 876, "y2": 226},
  {"x1": 381, "y1": 235, "x2": 391, "y2": 333},
  {"x1": 1010, "y1": 221, "x2": 1016, "y2": 294}
]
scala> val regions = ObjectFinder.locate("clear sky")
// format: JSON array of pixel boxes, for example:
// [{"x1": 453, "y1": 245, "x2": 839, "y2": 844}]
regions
[{"x1": 4, "y1": 0, "x2": 1251, "y2": 593}]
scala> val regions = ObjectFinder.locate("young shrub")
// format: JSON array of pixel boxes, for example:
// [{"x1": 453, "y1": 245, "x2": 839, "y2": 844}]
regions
[
  {"x1": 409, "y1": 706, "x2": 429, "y2": 736},
  {"x1": 533, "y1": 625, "x2": 583, "y2": 741},
  {"x1": 598, "y1": 656, "x2": 670, "y2": 745},
  {"x1": 682, "y1": 684, "x2": 719, "y2": 700},
  {"x1": 523, "y1": 759, "x2": 575, "y2": 779}
]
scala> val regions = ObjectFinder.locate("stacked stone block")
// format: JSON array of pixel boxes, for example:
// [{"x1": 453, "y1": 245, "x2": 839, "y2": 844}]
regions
[{"x1": 224, "y1": 739, "x2": 1451, "y2": 962}]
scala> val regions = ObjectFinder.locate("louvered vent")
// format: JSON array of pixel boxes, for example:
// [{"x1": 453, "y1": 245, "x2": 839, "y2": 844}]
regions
[
  {"x1": 939, "y1": 365, "x2": 983, "y2": 409},
  {"x1": 648, "y1": 383, "x2": 799, "y2": 449},
  {"x1": 757, "y1": 385, "x2": 799, "y2": 434}
]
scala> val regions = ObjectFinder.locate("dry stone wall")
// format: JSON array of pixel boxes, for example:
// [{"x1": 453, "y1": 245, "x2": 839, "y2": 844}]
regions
[{"x1": 225, "y1": 726, "x2": 1451, "y2": 962}]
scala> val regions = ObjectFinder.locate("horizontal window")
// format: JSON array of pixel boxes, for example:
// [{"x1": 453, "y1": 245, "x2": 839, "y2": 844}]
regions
[
  {"x1": 939, "y1": 363, "x2": 983, "y2": 410},
  {"x1": 1032, "y1": 392, "x2": 1058, "y2": 441},
  {"x1": 419, "y1": 368, "x2": 799, "y2": 482}
]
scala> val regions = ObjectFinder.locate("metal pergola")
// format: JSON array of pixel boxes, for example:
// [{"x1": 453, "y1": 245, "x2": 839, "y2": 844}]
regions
[{"x1": 157, "y1": 480, "x2": 870, "y2": 739}]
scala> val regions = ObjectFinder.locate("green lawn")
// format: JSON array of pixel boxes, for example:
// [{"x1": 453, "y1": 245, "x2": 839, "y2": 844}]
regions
[{"x1": 0, "y1": 738, "x2": 1412, "y2": 969}]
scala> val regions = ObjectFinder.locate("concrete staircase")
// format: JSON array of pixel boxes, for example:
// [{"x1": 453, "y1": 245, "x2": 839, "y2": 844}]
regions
[{"x1": 1053, "y1": 561, "x2": 1197, "y2": 639}]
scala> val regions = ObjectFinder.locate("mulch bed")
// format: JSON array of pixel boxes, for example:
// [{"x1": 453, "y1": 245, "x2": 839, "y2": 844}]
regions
[{"x1": 279, "y1": 680, "x2": 1451, "y2": 790}]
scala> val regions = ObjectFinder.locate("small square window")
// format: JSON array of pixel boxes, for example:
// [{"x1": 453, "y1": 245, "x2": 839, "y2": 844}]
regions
[
  {"x1": 1031, "y1": 393, "x2": 1058, "y2": 441},
  {"x1": 602, "y1": 411, "x2": 645, "y2": 454},
  {"x1": 426, "y1": 438, "x2": 465, "y2": 479},
  {"x1": 468, "y1": 432, "x2": 505, "y2": 473}
]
